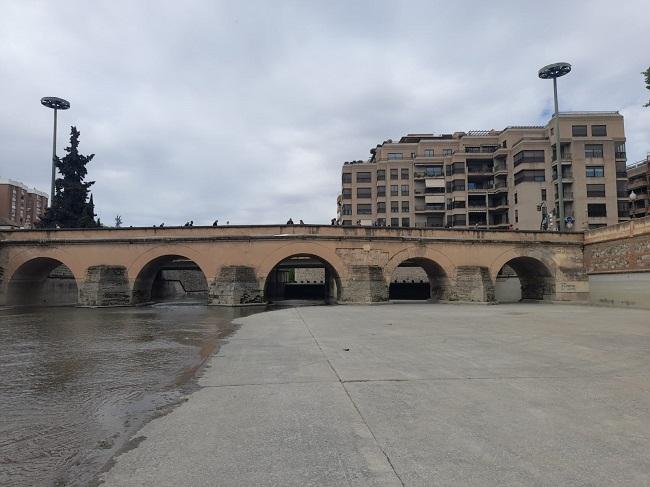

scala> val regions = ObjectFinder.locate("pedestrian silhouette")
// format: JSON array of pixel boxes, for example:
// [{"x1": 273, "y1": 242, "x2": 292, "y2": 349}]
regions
[
  {"x1": 287, "y1": 218, "x2": 294, "y2": 225},
  {"x1": 213, "y1": 220, "x2": 218, "y2": 226},
  {"x1": 299, "y1": 219, "x2": 304, "y2": 224}
]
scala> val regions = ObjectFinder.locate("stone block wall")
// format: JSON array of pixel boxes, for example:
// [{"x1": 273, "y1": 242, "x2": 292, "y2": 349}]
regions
[{"x1": 584, "y1": 217, "x2": 650, "y2": 309}]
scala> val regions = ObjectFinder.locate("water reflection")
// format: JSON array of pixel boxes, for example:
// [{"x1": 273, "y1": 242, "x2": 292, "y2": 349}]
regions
[{"x1": 0, "y1": 304, "x2": 263, "y2": 487}]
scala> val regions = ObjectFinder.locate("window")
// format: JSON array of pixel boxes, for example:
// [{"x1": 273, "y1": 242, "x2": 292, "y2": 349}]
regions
[
  {"x1": 615, "y1": 142, "x2": 626, "y2": 160},
  {"x1": 341, "y1": 204, "x2": 352, "y2": 215},
  {"x1": 587, "y1": 203, "x2": 607, "y2": 217},
  {"x1": 425, "y1": 166, "x2": 443, "y2": 177},
  {"x1": 452, "y1": 162, "x2": 465, "y2": 174},
  {"x1": 591, "y1": 125, "x2": 607, "y2": 136},
  {"x1": 377, "y1": 202, "x2": 386, "y2": 214},
  {"x1": 388, "y1": 153, "x2": 403, "y2": 160},
  {"x1": 401, "y1": 168, "x2": 409, "y2": 179},
  {"x1": 453, "y1": 200, "x2": 466, "y2": 209},
  {"x1": 452, "y1": 180, "x2": 465, "y2": 192},
  {"x1": 390, "y1": 184, "x2": 398, "y2": 196},
  {"x1": 390, "y1": 168, "x2": 399, "y2": 180},
  {"x1": 616, "y1": 180, "x2": 627, "y2": 197},
  {"x1": 515, "y1": 209, "x2": 519, "y2": 223},
  {"x1": 513, "y1": 150, "x2": 545, "y2": 166},
  {"x1": 377, "y1": 169, "x2": 386, "y2": 181},
  {"x1": 401, "y1": 185, "x2": 409, "y2": 196},
  {"x1": 402, "y1": 217, "x2": 410, "y2": 227},
  {"x1": 376, "y1": 218, "x2": 386, "y2": 226},
  {"x1": 342, "y1": 173, "x2": 352, "y2": 183},
  {"x1": 342, "y1": 220, "x2": 352, "y2": 226},
  {"x1": 356, "y1": 172, "x2": 371, "y2": 183},
  {"x1": 410, "y1": 152, "x2": 416, "y2": 159},
  {"x1": 584, "y1": 144, "x2": 604, "y2": 158},
  {"x1": 586, "y1": 184, "x2": 606, "y2": 197},
  {"x1": 445, "y1": 165, "x2": 452, "y2": 176},
  {"x1": 342, "y1": 188, "x2": 352, "y2": 199},
  {"x1": 514, "y1": 193, "x2": 518, "y2": 204},
  {"x1": 357, "y1": 187, "x2": 372, "y2": 198},
  {"x1": 424, "y1": 149, "x2": 434, "y2": 157},
  {"x1": 541, "y1": 189, "x2": 546, "y2": 201},
  {"x1": 452, "y1": 214, "x2": 466, "y2": 226},
  {"x1": 401, "y1": 200, "x2": 409, "y2": 212},
  {"x1": 391, "y1": 201, "x2": 399, "y2": 213},
  {"x1": 390, "y1": 218, "x2": 399, "y2": 226},
  {"x1": 465, "y1": 146, "x2": 480, "y2": 153},
  {"x1": 442, "y1": 148, "x2": 453, "y2": 156},
  {"x1": 514, "y1": 170, "x2": 545, "y2": 185},
  {"x1": 586, "y1": 166, "x2": 605, "y2": 177},
  {"x1": 357, "y1": 204, "x2": 372, "y2": 215},
  {"x1": 572, "y1": 125, "x2": 587, "y2": 137},
  {"x1": 617, "y1": 201, "x2": 629, "y2": 217},
  {"x1": 377, "y1": 185, "x2": 386, "y2": 197}
]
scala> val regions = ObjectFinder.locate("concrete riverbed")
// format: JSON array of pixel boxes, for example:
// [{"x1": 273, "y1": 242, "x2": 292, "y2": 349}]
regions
[{"x1": 101, "y1": 304, "x2": 650, "y2": 486}]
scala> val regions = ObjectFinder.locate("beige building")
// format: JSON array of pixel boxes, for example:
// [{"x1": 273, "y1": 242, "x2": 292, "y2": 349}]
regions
[
  {"x1": 338, "y1": 112, "x2": 628, "y2": 231},
  {"x1": 627, "y1": 155, "x2": 649, "y2": 218},
  {"x1": 0, "y1": 178, "x2": 48, "y2": 228}
]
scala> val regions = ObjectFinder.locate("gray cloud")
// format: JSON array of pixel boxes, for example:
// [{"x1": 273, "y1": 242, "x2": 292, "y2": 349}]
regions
[{"x1": 1, "y1": 0, "x2": 649, "y2": 226}]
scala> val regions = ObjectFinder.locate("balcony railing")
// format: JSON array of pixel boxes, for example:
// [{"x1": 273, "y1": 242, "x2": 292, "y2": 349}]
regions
[
  {"x1": 467, "y1": 166, "x2": 493, "y2": 174},
  {"x1": 415, "y1": 205, "x2": 445, "y2": 211}
]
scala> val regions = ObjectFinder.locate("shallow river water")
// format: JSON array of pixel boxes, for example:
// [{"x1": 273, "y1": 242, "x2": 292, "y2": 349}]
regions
[{"x1": 0, "y1": 304, "x2": 263, "y2": 487}]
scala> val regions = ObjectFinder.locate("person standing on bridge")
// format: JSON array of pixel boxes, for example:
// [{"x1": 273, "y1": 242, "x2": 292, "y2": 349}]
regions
[{"x1": 287, "y1": 218, "x2": 294, "y2": 225}]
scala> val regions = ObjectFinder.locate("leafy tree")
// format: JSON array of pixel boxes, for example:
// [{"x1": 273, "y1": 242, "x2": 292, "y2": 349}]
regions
[
  {"x1": 37, "y1": 126, "x2": 100, "y2": 228},
  {"x1": 644, "y1": 67, "x2": 650, "y2": 108}
]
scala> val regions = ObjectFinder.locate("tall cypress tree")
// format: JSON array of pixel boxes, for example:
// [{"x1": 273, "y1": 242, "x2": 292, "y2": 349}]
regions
[{"x1": 37, "y1": 126, "x2": 99, "y2": 228}]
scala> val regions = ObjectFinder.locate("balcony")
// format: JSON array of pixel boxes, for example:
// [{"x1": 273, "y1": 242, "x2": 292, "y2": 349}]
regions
[
  {"x1": 555, "y1": 191, "x2": 574, "y2": 201},
  {"x1": 467, "y1": 165, "x2": 494, "y2": 175},
  {"x1": 415, "y1": 205, "x2": 445, "y2": 212},
  {"x1": 489, "y1": 201, "x2": 509, "y2": 210},
  {"x1": 629, "y1": 178, "x2": 647, "y2": 189}
]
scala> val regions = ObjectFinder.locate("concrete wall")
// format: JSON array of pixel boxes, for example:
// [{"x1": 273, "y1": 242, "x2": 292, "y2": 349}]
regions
[{"x1": 584, "y1": 217, "x2": 650, "y2": 309}]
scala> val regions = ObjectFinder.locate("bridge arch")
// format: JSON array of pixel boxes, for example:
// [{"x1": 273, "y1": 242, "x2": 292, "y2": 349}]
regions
[
  {"x1": 130, "y1": 251, "x2": 211, "y2": 305},
  {"x1": 259, "y1": 244, "x2": 344, "y2": 304},
  {"x1": 385, "y1": 250, "x2": 454, "y2": 301},
  {"x1": 257, "y1": 242, "x2": 348, "y2": 282},
  {"x1": 490, "y1": 249, "x2": 557, "y2": 301},
  {"x1": 262, "y1": 254, "x2": 342, "y2": 304},
  {"x1": 6, "y1": 256, "x2": 80, "y2": 306}
]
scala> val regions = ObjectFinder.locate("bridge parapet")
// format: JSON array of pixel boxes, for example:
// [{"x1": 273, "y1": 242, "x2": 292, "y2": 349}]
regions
[{"x1": 0, "y1": 225, "x2": 585, "y2": 245}]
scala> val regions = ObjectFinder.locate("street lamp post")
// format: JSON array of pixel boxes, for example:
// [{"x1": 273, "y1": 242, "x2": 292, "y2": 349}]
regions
[
  {"x1": 40, "y1": 97, "x2": 70, "y2": 206},
  {"x1": 539, "y1": 62, "x2": 571, "y2": 231},
  {"x1": 629, "y1": 190, "x2": 637, "y2": 219}
]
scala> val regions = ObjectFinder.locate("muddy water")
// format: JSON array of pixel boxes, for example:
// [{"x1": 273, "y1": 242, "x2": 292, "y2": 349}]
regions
[{"x1": 0, "y1": 304, "x2": 264, "y2": 487}]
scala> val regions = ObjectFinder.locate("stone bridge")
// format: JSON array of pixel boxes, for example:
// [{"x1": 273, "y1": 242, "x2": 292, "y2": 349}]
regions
[{"x1": 0, "y1": 225, "x2": 588, "y2": 307}]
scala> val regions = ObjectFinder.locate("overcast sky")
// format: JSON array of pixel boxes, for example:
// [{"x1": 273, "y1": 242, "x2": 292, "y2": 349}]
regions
[{"x1": 1, "y1": 0, "x2": 648, "y2": 226}]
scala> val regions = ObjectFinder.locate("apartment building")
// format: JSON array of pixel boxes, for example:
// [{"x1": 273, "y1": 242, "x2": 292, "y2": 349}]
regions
[
  {"x1": 627, "y1": 155, "x2": 650, "y2": 218},
  {"x1": 337, "y1": 112, "x2": 628, "y2": 231},
  {"x1": 0, "y1": 178, "x2": 48, "y2": 228}
]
